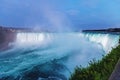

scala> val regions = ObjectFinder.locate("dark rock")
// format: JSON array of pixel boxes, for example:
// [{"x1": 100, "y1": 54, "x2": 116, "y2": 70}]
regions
[{"x1": 109, "y1": 59, "x2": 120, "y2": 80}]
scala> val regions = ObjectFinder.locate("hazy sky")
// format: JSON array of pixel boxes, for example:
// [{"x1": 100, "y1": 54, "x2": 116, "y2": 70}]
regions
[{"x1": 0, "y1": 0, "x2": 120, "y2": 31}]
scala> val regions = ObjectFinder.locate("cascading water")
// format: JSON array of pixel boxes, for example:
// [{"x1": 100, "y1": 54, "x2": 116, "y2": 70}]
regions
[
  {"x1": 83, "y1": 33, "x2": 119, "y2": 53},
  {"x1": 0, "y1": 32, "x2": 119, "y2": 80},
  {"x1": 16, "y1": 33, "x2": 52, "y2": 46}
]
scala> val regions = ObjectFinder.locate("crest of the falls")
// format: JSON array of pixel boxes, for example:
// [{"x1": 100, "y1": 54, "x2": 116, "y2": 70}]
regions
[
  {"x1": 83, "y1": 33, "x2": 119, "y2": 53},
  {"x1": 16, "y1": 32, "x2": 119, "y2": 53}
]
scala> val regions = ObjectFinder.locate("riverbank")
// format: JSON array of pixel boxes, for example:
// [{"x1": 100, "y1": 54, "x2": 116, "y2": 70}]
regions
[
  {"x1": 82, "y1": 28, "x2": 120, "y2": 35},
  {"x1": 70, "y1": 44, "x2": 120, "y2": 80}
]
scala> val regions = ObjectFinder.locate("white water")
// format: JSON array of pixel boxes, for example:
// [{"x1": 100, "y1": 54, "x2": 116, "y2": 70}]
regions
[
  {"x1": 83, "y1": 33, "x2": 119, "y2": 53},
  {"x1": 16, "y1": 32, "x2": 119, "y2": 53},
  {"x1": 16, "y1": 33, "x2": 52, "y2": 46},
  {"x1": 0, "y1": 32, "x2": 119, "y2": 80}
]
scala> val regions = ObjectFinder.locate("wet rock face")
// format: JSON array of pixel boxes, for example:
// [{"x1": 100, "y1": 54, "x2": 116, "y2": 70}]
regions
[
  {"x1": 0, "y1": 31, "x2": 16, "y2": 50},
  {"x1": 109, "y1": 59, "x2": 120, "y2": 80},
  {"x1": 0, "y1": 31, "x2": 6, "y2": 44}
]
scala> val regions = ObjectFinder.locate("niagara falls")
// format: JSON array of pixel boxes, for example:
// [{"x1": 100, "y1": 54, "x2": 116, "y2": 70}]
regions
[
  {"x1": 0, "y1": 31, "x2": 119, "y2": 80},
  {"x1": 0, "y1": 0, "x2": 120, "y2": 80}
]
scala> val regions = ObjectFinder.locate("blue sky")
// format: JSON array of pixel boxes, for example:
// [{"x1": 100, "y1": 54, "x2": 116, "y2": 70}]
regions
[{"x1": 0, "y1": 0, "x2": 120, "y2": 31}]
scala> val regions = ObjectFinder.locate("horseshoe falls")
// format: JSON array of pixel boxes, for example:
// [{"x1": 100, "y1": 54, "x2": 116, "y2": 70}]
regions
[
  {"x1": 83, "y1": 33, "x2": 119, "y2": 53},
  {"x1": 0, "y1": 32, "x2": 119, "y2": 80}
]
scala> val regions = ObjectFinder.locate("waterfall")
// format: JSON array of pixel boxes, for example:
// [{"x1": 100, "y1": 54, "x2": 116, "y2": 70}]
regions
[
  {"x1": 0, "y1": 32, "x2": 119, "y2": 80},
  {"x1": 16, "y1": 32, "x2": 52, "y2": 45},
  {"x1": 83, "y1": 33, "x2": 120, "y2": 53},
  {"x1": 16, "y1": 32, "x2": 120, "y2": 53}
]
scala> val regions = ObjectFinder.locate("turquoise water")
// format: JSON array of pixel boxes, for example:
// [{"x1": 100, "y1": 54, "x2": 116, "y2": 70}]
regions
[{"x1": 0, "y1": 32, "x2": 119, "y2": 80}]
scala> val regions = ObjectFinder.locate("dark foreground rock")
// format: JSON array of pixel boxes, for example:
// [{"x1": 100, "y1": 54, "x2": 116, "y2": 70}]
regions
[{"x1": 109, "y1": 59, "x2": 120, "y2": 80}]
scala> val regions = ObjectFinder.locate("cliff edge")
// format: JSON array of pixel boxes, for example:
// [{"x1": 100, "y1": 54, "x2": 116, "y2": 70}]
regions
[{"x1": 109, "y1": 59, "x2": 120, "y2": 80}]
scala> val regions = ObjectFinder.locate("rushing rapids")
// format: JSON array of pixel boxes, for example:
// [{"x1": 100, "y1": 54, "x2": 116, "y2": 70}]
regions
[{"x1": 0, "y1": 32, "x2": 119, "y2": 80}]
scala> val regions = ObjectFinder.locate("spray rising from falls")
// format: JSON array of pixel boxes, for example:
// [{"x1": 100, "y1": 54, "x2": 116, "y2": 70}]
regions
[{"x1": 0, "y1": 32, "x2": 119, "y2": 80}]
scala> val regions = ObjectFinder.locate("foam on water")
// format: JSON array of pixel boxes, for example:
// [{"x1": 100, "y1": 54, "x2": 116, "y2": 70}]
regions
[{"x1": 0, "y1": 32, "x2": 119, "y2": 80}]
